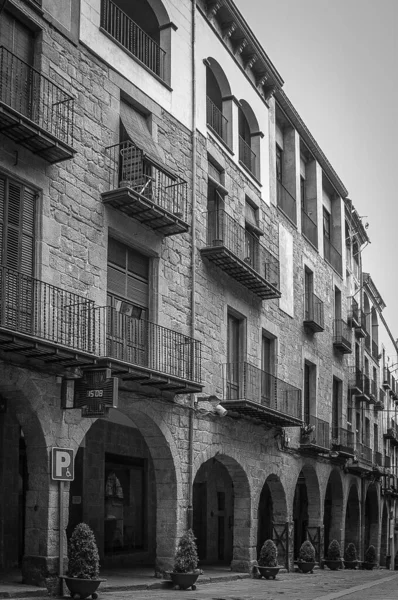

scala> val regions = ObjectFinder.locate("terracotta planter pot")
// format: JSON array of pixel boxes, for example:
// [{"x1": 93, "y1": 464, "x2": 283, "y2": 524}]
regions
[
  {"x1": 257, "y1": 565, "x2": 280, "y2": 580},
  {"x1": 63, "y1": 576, "x2": 105, "y2": 599},
  {"x1": 168, "y1": 571, "x2": 200, "y2": 590},
  {"x1": 344, "y1": 560, "x2": 358, "y2": 569},
  {"x1": 297, "y1": 561, "x2": 315, "y2": 574},
  {"x1": 324, "y1": 559, "x2": 342, "y2": 571}
]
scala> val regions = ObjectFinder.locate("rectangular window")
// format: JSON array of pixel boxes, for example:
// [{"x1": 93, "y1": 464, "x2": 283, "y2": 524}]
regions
[
  {"x1": 276, "y1": 145, "x2": 283, "y2": 182},
  {"x1": 374, "y1": 423, "x2": 378, "y2": 453},
  {"x1": 347, "y1": 393, "x2": 352, "y2": 430},
  {"x1": 261, "y1": 333, "x2": 276, "y2": 404},
  {"x1": 323, "y1": 207, "x2": 331, "y2": 239},
  {"x1": 300, "y1": 176, "x2": 306, "y2": 211},
  {"x1": 303, "y1": 362, "x2": 316, "y2": 424},
  {"x1": 365, "y1": 418, "x2": 370, "y2": 446},
  {"x1": 304, "y1": 267, "x2": 313, "y2": 320},
  {"x1": 226, "y1": 312, "x2": 244, "y2": 400},
  {"x1": 332, "y1": 377, "x2": 341, "y2": 433},
  {"x1": 207, "y1": 182, "x2": 225, "y2": 245}
]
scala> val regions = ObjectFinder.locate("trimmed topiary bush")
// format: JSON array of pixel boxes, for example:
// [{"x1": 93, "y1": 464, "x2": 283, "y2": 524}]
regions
[
  {"x1": 364, "y1": 545, "x2": 376, "y2": 563},
  {"x1": 344, "y1": 543, "x2": 357, "y2": 562},
  {"x1": 173, "y1": 529, "x2": 199, "y2": 573},
  {"x1": 67, "y1": 523, "x2": 100, "y2": 579},
  {"x1": 327, "y1": 539, "x2": 341, "y2": 560},
  {"x1": 299, "y1": 540, "x2": 315, "y2": 562},
  {"x1": 258, "y1": 539, "x2": 278, "y2": 567}
]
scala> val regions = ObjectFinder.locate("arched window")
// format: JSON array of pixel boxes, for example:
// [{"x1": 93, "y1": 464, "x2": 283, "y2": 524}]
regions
[
  {"x1": 101, "y1": 0, "x2": 172, "y2": 83},
  {"x1": 238, "y1": 100, "x2": 261, "y2": 180},
  {"x1": 205, "y1": 58, "x2": 232, "y2": 146}
]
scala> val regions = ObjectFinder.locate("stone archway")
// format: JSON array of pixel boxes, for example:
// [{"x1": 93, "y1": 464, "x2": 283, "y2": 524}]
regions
[
  {"x1": 192, "y1": 450, "x2": 252, "y2": 572},
  {"x1": 256, "y1": 474, "x2": 287, "y2": 565},
  {"x1": 344, "y1": 483, "x2": 360, "y2": 552},
  {"x1": 364, "y1": 483, "x2": 379, "y2": 553},
  {"x1": 323, "y1": 469, "x2": 344, "y2": 553},
  {"x1": 293, "y1": 465, "x2": 321, "y2": 561}
]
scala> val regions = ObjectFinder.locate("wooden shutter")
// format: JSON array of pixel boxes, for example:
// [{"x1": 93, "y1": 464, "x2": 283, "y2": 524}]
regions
[{"x1": 0, "y1": 12, "x2": 34, "y2": 64}]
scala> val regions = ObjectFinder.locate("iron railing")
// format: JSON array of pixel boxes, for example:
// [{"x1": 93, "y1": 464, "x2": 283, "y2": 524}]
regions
[
  {"x1": 323, "y1": 236, "x2": 342, "y2": 275},
  {"x1": 374, "y1": 450, "x2": 383, "y2": 467},
  {"x1": 0, "y1": 266, "x2": 94, "y2": 353},
  {"x1": 348, "y1": 367, "x2": 363, "y2": 392},
  {"x1": 206, "y1": 209, "x2": 280, "y2": 288},
  {"x1": 302, "y1": 415, "x2": 330, "y2": 449},
  {"x1": 206, "y1": 96, "x2": 228, "y2": 144},
  {"x1": 301, "y1": 209, "x2": 317, "y2": 246},
  {"x1": 239, "y1": 135, "x2": 256, "y2": 177},
  {"x1": 331, "y1": 426, "x2": 355, "y2": 454},
  {"x1": 333, "y1": 319, "x2": 351, "y2": 351},
  {"x1": 100, "y1": 0, "x2": 166, "y2": 79},
  {"x1": 277, "y1": 180, "x2": 296, "y2": 224},
  {"x1": 304, "y1": 292, "x2": 324, "y2": 330},
  {"x1": 372, "y1": 340, "x2": 379, "y2": 361},
  {"x1": 104, "y1": 140, "x2": 187, "y2": 220},
  {"x1": 224, "y1": 362, "x2": 302, "y2": 419},
  {"x1": 357, "y1": 442, "x2": 372, "y2": 464},
  {"x1": 0, "y1": 46, "x2": 74, "y2": 146},
  {"x1": 94, "y1": 306, "x2": 201, "y2": 382}
]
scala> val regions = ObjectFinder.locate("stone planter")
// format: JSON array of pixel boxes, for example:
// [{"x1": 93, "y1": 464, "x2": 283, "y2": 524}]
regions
[
  {"x1": 324, "y1": 559, "x2": 342, "y2": 571},
  {"x1": 362, "y1": 561, "x2": 376, "y2": 570},
  {"x1": 257, "y1": 566, "x2": 280, "y2": 580},
  {"x1": 344, "y1": 560, "x2": 358, "y2": 569},
  {"x1": 297, "y1": 561, "x2": 315, "y2": 574},
  {"x1": 168, "y1": 571, "x2": 200, "y2": 590},
  {"x1": 63, "y1": 576, "x2": 105, "y2": 599}
]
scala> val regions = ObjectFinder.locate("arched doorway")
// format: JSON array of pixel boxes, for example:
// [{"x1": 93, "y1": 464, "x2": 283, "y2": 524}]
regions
[
  {"x1": 293, "y1": 466, "x2": 321, "y2": 561},
  {"x1": 257, "y1": 474, "x2": 287, "y2": 566},
  {"x1": 192, "y1": 453, "x2": 251, "y2": 570},
  {"x1": 364, "y1": 483, "x2": 379, "y2": 552},
  {"x1": 323, "y1": 470, "x2": 343, "y2": 553},
  {"x1": 380, "y1": 502, "x2": 389, "y2": 566},
  {"x1": 344, "y1": 484, "x2": 360, "y2": 551}
]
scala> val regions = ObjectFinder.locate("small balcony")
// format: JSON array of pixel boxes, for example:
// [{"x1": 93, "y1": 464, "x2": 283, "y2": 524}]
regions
[
  {"x1": 103, "y1": 141, "x2": 189, "y2": 236},
  {"x1": 353, "y1": 442, "x2": 373, "y2": 471},
  {"x1": 221, "y1": 362, "x2": 302, "y2": 427},
  {"x1": 300, "y1": 415, "x2": 330, "y2": 453},
  {"x1": 0, "y1": 46, "x2": 75, "y2": 163},
  {"x1": 348, "y1": 298, "x2": 360, "y2": 328},
  {"x1": 331, "y1": 426, "x2": 355, "y2": 457},
  {"x1": 301, "y1": 209, "x2": 318, "y2": 248},
  {"x1": 324, "y1": 236, "x2": 342, "y2": 275},
  {"x1": 348, "y1": 366, "x2": 364, "y2": 395},
  {"x1": 383, "y1": 367, "x2": 392, "y2": 391},
  {"x1": 239, "y1": 135, "x2": 257, "y2": 178},
  {"x1": 303, "y1": 293, "x2": 324, "y2": 333},
  {"x1": 354, "y1": 310, "x2": 367, "y2": 338},
  {"x1": 374, "y1": 389, "x2": 385, "y2": 411},
  {"x1": 277, "y1": 180, "x2": 296, "y2": 224},
  {"x1": 333, "y1": 319, "x2": 352, "y2": 354},
  {"x1": 201, "y1": 210, "x2": 281, "y2": 300},
  {"x1": 206, "y1": 96, "x2": 228, "y2": 145},
  {"x1": 100, "y1": 0, "x2": 166, "y2": 80}
]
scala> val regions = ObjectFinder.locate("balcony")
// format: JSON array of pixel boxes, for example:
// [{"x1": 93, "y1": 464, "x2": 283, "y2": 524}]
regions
[
  {"x1": 324, "y1": 236, "x2": 342, "y2": 275},
  {"x1": 277, "y1": 180, "x2": 296, "y2": 224},
  {"x1": 372, "y1": 340, "x2": 379, "y2": 362},
  {"x1": 383, "y1": 367, "x2": 392, "y2": 391},
  {"x1": 331, "y1": 427, "x2": 355, "y2": 457},
  {"x1": 385, "y1": 455, "x2": 392, "y2": 469},
  {"x1": 369, "y1": 379, "x2": 377, "y2": 403},
  {"x1": 348, "y1": 366, "x2": 364, "y2": 395},
  {"x1": 206, "y1": 96, "x2": 228, "y2": 145},
  {"x1": 300, "y1": 415, "x2": 330, "y2": 453},
  {"x1": 348, "y1": 298, "x2": 360, "y2": 328},
  {"x1": 221, "y1": 362, "x2": 302, "y2": 427},
  {"x1": 384, "y1": 427, "x2": 398, "y2": 446},
  {"x1": 350, "y1": 442, "x2": 373, "y2": 472},
  {"x1": 301, "y1": 209, "x2": 318, "y2": 247},
  {"x1": 333, "y1": 319, "x2": 352, "y2": 354},
  {"x1": 373, "y1": 450, "x2": 383, "y2": 471},
  {"x1": 374, "y1": 389, "x2": 385, "y2": 411},
  {"x1": 100, "y1": 0, "x2": 166, "y2": 80},
  {"x1": 0, "y1": 266, "x2": 203, "y2": 394},
  {"x1": 354, "y1": 311, "x2": 367, "y2": 338},
  {"x1": 238, "y1": 135, "x2": 257, "y2": 178},
  {"x1": 201, "y1": 210, "x2": 281, "y2": 300},
  {"x1": 103, "y1": 141, "x2": 189, "y2": 236},
  {"x1": 304, "y1": 293, "x2": 324, "y2": 333},
  {"x1": 0, "y1": 47, "x2": 75, "y2": 163}
]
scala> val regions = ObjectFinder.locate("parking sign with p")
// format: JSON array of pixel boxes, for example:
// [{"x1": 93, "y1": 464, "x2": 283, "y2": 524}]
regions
[{"x1": 52, "y1": 448, "x2": 74, "y2": 481}]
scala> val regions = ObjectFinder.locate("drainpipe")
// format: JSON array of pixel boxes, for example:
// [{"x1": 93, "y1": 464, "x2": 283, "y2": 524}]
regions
[{"x1": 187, "y1": 0, "x2": 197, "y2": 531}]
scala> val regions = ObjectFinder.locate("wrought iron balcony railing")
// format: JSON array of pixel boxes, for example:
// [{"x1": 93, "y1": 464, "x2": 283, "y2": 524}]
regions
[
  {"x1": 301, "y1": 415, "x2": 330, "y2": 451},
  {"x1": 373, "y1": 450, "x2": 383, "y2": 468},
  {"x1": 103, "y1": 140, "x2": 188, "y2": 236},
  {"x1": 0, "y1": 266, "x2": 202, "y2": 392},
  {"x1": 331, "y1": 426, "x2": 355, "y2": 456},
  {"x1": 239, "y1": 135, "x2": 257, "y2": 177},
  {"x1": 333, "y1": 319, "x2": 352, "y2": 354},
  {"x1": 348, "y1": 366, "x2": 364, "y2": 393},
  {"x1": 94, "y1": 306, "x2": 201, "y2": 385},
  {"x1": 0, "y1": 46, "x2": 75, "y2": 163},
  {"x1": 206, "y1": 96, "x2": 228, "y2": 144},
  {"x1": 304, "y1": 292, "x2": 324, "y2": 332},
  {"x1": 356, "y1": 442, "x2": 372, "y2": 464},
  {"x1": 301, "y1": 209, "x2": 317, "y2": 247},
  {"x1": 222, "y1": 362, "x2": 302, "y2": 427},
  {"x1": 100, "y1": 0, "x2": 166, "y2": 80},
  {"x1": 372, "y1": 340, "x2": 379, "y2": 361},
  {"x1": 201, "y1": 209, "x2": 281, "y2": 300},
  {"x1": 277, "y1": 180, "x2": 296, "y2": 224},
  {"x1": 323, "y1": 236, "x2": 342, "y2": 275}
]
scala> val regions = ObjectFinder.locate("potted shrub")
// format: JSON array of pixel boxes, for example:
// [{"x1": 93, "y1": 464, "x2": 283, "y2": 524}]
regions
[
  {"x1": 297, "y1": 540, "x2": 316, "y2": 574},
  {"x1": 169, "y1": 529, "x2": 201, "y2": 590},
  {"x1": 324, "y1": 539, "x2": 342, "y2": 570},
  {"x1": 344, "y1": 543, "x2": 358, "y2": 569},
  {"x1": 64, "y1": 522, "x2": 104, "y2": 600},
  {"x1": 363, "y1": 545, "x2": 377, "y2": 570},
  {"x1": 257, "y1": 539, "x2": 280, "y2": 580}
]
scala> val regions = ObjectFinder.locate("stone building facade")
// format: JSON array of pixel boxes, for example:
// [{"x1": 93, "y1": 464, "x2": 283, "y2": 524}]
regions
[{"x1": 0, "y1": 0, "x2": 398, "y2": 592}]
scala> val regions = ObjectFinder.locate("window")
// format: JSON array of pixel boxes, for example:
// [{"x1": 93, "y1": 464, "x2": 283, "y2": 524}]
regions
[
  {"x1": 0, "y1": 11, "x2": 34, "y2": 63},
  {"x1": 364, "y1": 417, "x2": 370, "y2": 446},
  {"x1": 261, "y1": 333, "x2": 276, "y2": 404},
  {"x1": 334, "y1": 287, "x2": 341, "y2": 320},
  {"x1": 323, "y1": 207, "x2": 331, "y2": 240},
  {"x1": 332, "y1": 377, "x2": 341, "y2": 434},
  {"x1": 207, "y1": 178, "x2": 225, "y2": 245},
  {"x1": 206, "y1": 67, "x2": 227, "y2": 142},
  {"x1": 244, "y1": 200, "x2": 259, "y2": 269},
  {"x1": 374, "y1": 423, "x2": 378, "y2": 453},
  {"x1": 347, "y1": 393, "x2": 352, "y2": 430},
  {"x1": 303, "y1": 362, "x2": 316, "y2": 424},
  {"x1": 304, "y1": 267, "x2": 313, "y2": 320},
  {"x1": 226, "y1": 312, "x2": 244, "y2": 399},
  {"x1": 276, "y1": 145, "x2": 283, "y2": 183},
  {"x1": 300, "y1": 176, "x2": 306, "y2": 211}
]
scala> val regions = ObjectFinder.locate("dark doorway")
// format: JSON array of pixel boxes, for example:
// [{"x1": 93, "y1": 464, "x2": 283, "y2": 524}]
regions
[
  {"x1": 257, "y1": 483, "x2": 273, "y2": 557},
  {"x1": 293, "y1": 474, "x2": 309, "y2": 559}
]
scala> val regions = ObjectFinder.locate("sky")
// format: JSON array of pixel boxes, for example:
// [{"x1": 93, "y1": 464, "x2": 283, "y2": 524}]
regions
[{"x1": 234, "y1": 0, "x2": 398, "y2": 341}]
